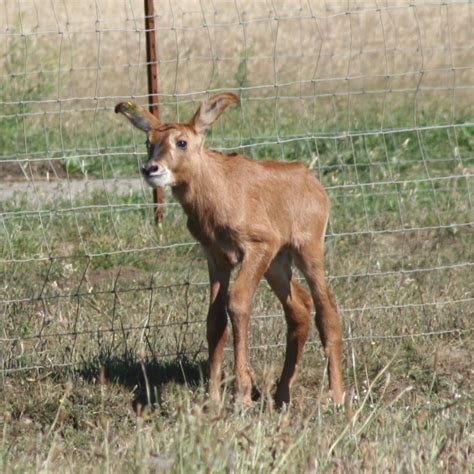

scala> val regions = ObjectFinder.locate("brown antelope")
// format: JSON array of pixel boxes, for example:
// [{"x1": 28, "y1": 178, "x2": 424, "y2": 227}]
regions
[{"x1": 115, "y1": 93, "x2": 344, "y2": 408}]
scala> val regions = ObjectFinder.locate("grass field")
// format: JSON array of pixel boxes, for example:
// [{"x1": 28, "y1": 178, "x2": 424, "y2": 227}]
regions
[
  {"x1": 1, "y1": 125, "x2": 472, "y2": 471},
  {"x1": 1, "y1": 0, "x2": 473, "y2": 472}
]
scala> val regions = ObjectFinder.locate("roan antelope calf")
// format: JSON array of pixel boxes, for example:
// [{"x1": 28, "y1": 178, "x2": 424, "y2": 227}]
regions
[{"x1": 115, "y1": 93, "x2": 344, "y2": 408}]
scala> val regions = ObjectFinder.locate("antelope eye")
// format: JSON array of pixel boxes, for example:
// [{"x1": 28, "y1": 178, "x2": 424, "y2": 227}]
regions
[{"x1": 176, "y1": 139, "x2": 187, "y2": 150}]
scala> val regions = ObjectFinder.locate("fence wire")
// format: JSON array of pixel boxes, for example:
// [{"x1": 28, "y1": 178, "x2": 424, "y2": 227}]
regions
[{"x1": 1, "y1": 0, "x2": 473, "y2": 375}]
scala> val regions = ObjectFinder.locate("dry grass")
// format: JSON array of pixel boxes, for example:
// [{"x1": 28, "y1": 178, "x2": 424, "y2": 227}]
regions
[
  {"x1": 1, "y1": 187, "x2": 472, "y2": 471},
  {"x1": 0, "y1": 335, "x2": 472, "y2": 472},
  {"x1": 2, "y1": 0, "x2": 473, "y2": 114},
  {"x1": 2, "y1": 1, "x2": 473, "y2": 176},
  {"x1": 1, "y1": 1, "x2": 473, "y2": 472}
]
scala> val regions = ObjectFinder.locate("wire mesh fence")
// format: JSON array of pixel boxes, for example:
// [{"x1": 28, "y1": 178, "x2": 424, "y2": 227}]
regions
[{"x1": 1, "y1": 0, "x2": 473, "y2": 376}]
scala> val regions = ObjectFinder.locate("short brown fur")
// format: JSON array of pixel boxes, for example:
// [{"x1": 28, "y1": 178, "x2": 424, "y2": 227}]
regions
[{"x1": 115, "y1": 93, "x2": 344, "y2": 407}]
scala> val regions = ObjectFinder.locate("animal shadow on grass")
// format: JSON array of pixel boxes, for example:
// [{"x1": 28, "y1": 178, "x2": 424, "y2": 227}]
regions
[{"x1": 79, "y1": 352, "x2": 207, "y2": 415}]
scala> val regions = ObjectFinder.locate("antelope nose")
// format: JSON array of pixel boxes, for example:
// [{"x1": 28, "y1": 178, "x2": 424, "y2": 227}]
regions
[{"x1": 141, "y1": 164, "x2": 159, "y2": 177}]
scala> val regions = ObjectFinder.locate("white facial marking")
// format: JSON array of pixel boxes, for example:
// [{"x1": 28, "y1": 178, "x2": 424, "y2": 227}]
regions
[{"x1": 144, "y1": 167, "x2": 174, "y2": 188}]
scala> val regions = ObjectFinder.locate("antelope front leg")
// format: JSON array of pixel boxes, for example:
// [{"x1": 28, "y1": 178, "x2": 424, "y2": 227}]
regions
[
  {"x1": 206, "y1": 256, "x2": 231, "y2": 405},
  {"x1": 227, "y1": 245, "x2": 275, "y2": 407}
]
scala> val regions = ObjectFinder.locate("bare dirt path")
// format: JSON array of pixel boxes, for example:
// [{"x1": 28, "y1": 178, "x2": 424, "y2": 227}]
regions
[{"x1": 1, "y1": 178, "x2": 145, "y2": 204}]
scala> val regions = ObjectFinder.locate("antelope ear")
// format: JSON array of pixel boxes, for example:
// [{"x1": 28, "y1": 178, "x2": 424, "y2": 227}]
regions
[
  {"x1": 190, "y1": 92, "x2": 240, "y2": 135},
  {"x1": 115, "y1": 101, "x2": 160, "y2": 132}
]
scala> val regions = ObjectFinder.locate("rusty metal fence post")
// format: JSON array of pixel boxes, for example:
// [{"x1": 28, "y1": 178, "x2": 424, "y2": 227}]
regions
[{"x1": 144, "y1": 0, "x2": 164, "y2": 223}]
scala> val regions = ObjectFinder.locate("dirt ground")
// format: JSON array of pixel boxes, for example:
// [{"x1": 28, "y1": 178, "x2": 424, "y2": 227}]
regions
[{"x1": 0, "y1": 153, "x2": 149, "y2": 205}]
